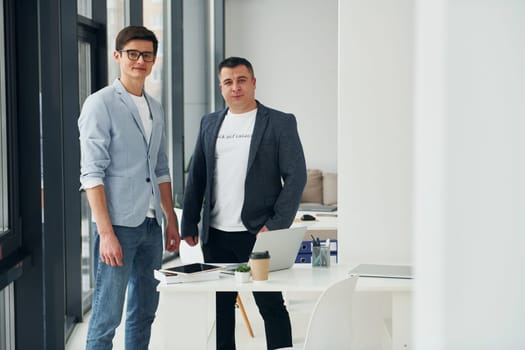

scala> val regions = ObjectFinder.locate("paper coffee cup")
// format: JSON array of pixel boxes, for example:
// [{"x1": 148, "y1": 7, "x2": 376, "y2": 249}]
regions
[{"x1": 249, "y1": 251, "x2": 270, "y2": 282}]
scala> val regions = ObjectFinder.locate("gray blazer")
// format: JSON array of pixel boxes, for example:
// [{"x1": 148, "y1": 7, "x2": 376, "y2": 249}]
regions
[
  {"x1": 181, "y1": 102, "x2": 307, "y2": 244},
  {"x1": 78, "y1": 79, "x2": 170, "y2": 227}
]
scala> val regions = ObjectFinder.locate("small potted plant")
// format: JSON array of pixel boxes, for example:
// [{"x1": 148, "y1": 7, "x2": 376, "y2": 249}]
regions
[{"x1": 235, "y1": 264, "x2": 251, "y2": 283}]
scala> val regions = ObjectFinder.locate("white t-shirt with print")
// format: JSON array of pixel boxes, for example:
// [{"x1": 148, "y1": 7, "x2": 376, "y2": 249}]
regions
[{"x1": 210, "y1": 109, "x2": 257, "y2": 231}]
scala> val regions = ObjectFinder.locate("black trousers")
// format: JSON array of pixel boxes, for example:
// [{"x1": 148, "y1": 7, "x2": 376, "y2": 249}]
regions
[{"x1": 202, "y1": 227, "x2": 293, "y2": 350}]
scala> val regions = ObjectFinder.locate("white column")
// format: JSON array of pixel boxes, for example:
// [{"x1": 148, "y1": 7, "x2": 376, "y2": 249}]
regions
[
  {"x1": 413, "y1": 0, "x2": 525, "y2": 348},
  {"x1": 338, "y1": 1, "x2": 415, "y2": 348},
  {"x1": 338, "y1": 0, "x2": 414, "y2": 264}
]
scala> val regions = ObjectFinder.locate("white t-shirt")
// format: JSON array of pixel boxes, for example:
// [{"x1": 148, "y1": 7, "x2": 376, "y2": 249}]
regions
[
  {"x1": 130, "y1": 93, "x2": 152, "y2": 143},
  {"x1": 130, "y1": 93, "x2": 155, "y2": 218},
  {"x1": 210, "y1": 109, "x2": 257, "y2": 231}
]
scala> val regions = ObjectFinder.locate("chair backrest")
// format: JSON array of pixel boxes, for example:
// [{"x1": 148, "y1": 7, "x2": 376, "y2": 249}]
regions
[{"x1": 303, "y1": 276, "x2": 358, "y2": 350}]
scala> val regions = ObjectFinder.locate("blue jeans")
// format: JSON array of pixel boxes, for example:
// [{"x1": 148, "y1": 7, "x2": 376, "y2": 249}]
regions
[{"x1": 86, "y1": 218, "x2": 163, "y2": 350}]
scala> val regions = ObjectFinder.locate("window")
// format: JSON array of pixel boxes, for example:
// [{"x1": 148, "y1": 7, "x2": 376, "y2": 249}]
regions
[
  {"x1": 0, "y1": 286, "x2": 14, "y2": 350},
  {"x1": 0, "y1": 0, "x2": 7, "y2": 235},
  {"x1": 143, "y1": 0, "x2": 165, "y2": 102},
  {"x1": 0, "y1": 4, "x2": 15, "y2": 349},
  {"x1": 74, "y1": 1, "x2": 115, "y2": 325},
  {"x1": 77, "y1": 0, "x2": 92, "y2": 18},
  {"x1": 78, "y1": 40, "x2": 95, "y2": 313},
  {"x1": 107, "y1": 0, "x2": 129, "y2": 83}
]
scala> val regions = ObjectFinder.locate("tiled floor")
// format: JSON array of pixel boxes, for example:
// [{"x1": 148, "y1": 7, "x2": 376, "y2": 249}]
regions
[{"x1": 66, "y1": 258, "x2": 320, "y2": 350}]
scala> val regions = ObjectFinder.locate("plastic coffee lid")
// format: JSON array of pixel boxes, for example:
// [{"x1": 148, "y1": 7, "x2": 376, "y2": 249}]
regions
[{"x1": 250, "y1": 251, "x2": 270, "y2": 259}]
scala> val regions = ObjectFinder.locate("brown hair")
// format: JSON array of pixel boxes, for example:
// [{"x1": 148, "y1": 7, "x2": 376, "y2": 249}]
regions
[{"x1": 115, "y1": 26, "x2": 158, "y2": 54}]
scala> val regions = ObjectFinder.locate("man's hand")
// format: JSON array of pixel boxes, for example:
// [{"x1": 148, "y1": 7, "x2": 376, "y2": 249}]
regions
[
  {"x1": 165, "y1": 221, "x2": 181, "y2": 252},
  {"x1": 99, "y1": 232, "x2": 123, "y2": 266},
  {"x1": 183, "y1": 235, "x2": 199, "y2": 247},
  {"x1": 256, "y1": 225, "x2": 269, "y2": 238},
  {"x1": 87, "y1": 186, "x2": 122, "y2": 266}
]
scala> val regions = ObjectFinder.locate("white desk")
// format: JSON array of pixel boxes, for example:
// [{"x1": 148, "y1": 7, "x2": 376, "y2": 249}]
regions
[
  {"x1": 294, "y1": 210, "x2": 337, "y2": 231},
  {"x1": 155, "y1": 264, "x2": 411, "y2": 349},
  {"x1": 157, "y1": 264, "x2": 408, "y2": 293}
]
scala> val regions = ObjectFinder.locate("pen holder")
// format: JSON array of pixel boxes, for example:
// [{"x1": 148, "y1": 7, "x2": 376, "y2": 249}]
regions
[{"x1": 312, "y1": 245, "x2": 330, "y2": 267}]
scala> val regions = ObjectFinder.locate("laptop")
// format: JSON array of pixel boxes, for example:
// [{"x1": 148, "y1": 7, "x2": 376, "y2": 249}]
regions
[
  {"x1": 348, "y1": 264, "x2": 412, "y2": 279},
  {"x1": 252, "y1": 226, "x2": 307, "y2": 272},
  {"x1": 222, "y1": 226, "x2": 307, "y2": 273}
]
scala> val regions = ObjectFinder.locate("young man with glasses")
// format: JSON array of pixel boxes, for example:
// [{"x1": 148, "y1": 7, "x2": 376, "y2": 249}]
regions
[{"x1": 78, "y1": 25, "x2": 180, "y2": 349}]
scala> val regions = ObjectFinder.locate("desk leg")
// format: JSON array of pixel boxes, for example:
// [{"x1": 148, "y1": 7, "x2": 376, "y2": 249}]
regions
[
  {"x1": 155, "y1": 291, "x2": 215, "y2": 350},
  {"x1": 392, "y1": 292, "x2": 411, "y2": 350}
]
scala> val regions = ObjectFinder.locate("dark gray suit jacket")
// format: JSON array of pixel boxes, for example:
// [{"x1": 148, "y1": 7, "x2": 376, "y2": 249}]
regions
[{"x1": 181, "y1": 102, "x2": 307, "y2": 244}]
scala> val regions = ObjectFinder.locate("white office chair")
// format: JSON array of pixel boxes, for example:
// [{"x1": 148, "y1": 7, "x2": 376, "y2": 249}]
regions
[
  {"x1": 278, "y1": 276, "x2": 358, "y2": 350},
  {"x1": 178, "y1": 240, "x2": 255, "y2": 338}
]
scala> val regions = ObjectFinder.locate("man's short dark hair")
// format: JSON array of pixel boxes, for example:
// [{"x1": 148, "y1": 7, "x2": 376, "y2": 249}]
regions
[
  {"x1": 115, "y1": 26, "x2": 159, "y2": 55},
  {"x1": 218, "y1": 57, "x2": 255, "y2": 77}
]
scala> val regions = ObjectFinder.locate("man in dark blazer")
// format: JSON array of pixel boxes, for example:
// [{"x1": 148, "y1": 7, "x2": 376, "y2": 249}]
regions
[{"x1": 181, "y1": 56, "x2": 307, "y2": 350}]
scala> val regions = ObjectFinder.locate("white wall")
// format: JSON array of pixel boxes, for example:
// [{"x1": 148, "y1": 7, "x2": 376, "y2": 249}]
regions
[
  {"x1": 225, "y1": 0, "x2": 413, "y2": 264},
  {"x1": 338, "y1": 0, "x2": 414, "y2": 264},
  {"x1": 413, "y1": 0, "x2": 525, "y2": 348},
  {"x1": 225, "y1": 0, "x2": 338, "y2": 172},
  {"x1": 224, "y1": 0, "x2": 525, "y2": 347}
]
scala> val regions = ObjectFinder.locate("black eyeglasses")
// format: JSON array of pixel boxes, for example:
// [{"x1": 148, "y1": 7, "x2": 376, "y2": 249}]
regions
[{"x1": 119, "y1": 49, "x2": 156, "y2": 62}]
